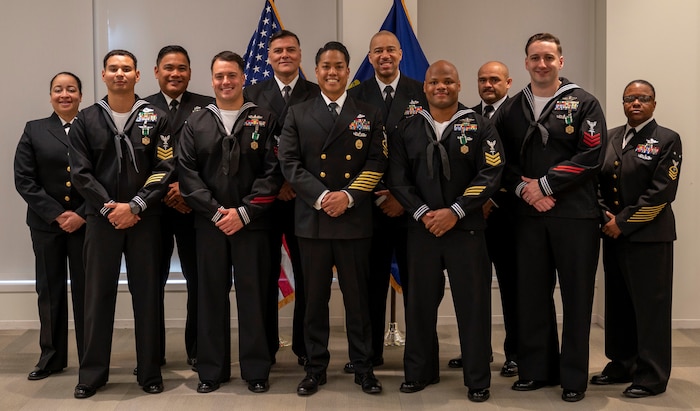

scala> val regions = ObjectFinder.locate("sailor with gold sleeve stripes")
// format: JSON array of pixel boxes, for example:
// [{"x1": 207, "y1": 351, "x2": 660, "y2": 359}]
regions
[
  {"x1": 278, "y1": 41, "x2": 387, "y2": 396},
  {"x1": 594, "y1": 80, "x2": 681, "y2": 398}
]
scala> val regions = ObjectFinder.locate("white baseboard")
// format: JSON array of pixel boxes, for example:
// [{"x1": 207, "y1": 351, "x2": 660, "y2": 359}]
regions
[{"x1": 2, "y1": 277, "x2": 693, "y2": 330}]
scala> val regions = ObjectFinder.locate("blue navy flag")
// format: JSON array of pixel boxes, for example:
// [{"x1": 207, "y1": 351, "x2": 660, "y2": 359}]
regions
[
  {"x1": 243, "y1": 0, "x2": 304, "y2": 87},
  {"x1": 349, "y1": 0, "x2": 428, "y2": 292},
  {"x1": 349, "y1": 0, "x2": 429, "y2": 89}
]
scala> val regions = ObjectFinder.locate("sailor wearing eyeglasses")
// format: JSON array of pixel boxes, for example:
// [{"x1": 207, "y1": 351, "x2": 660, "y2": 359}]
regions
[{"x1": 592, "y1": 80, "x2": 682, "y2": 399}]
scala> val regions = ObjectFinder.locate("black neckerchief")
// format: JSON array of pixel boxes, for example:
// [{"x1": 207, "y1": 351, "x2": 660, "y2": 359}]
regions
[
  {"x1": 205, "y1": 102, "x2": 258, "y2": 176},
  {"x1": 520, "y1": 81, "x2": 580, "y2": 152},
  {"x1": 417, "y1": 105, "x2": 473, "y2": 181},
  {"x1": 97, "y1": 98, "x2": 150, "y2": 173}
]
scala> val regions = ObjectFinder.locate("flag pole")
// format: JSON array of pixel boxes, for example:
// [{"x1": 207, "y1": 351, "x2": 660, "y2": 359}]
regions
[{"x1": 384, "y1": 287, "x2": 405, "y2": 346}]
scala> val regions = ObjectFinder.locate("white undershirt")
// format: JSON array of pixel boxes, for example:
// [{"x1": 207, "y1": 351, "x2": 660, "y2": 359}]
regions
[
  {"x1": 434, "y1": 120, "x2": 451, "y2": 139},
  {"x1": 532, "y1": 95, "x2": 550, "y2": 120},
  {"x1": 112, "y1": 111, "x2": 130, "y2": 133},
  {"x1": 219, "y1": 109, "x2": 239, "y2": 134}
]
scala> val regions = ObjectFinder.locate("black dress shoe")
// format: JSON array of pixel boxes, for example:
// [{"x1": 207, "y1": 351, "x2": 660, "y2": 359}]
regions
[
  {"x1": 448, "y1": 356, "x2": 492, "y2": 367},
  {"x1": 197, "y1": 381, "x2": 221, "y2": 393},
  {"x1": 190, "y1": 358, "x2": 198, "y2": 372},
  {"x1": 500, "y1": 360, "x2": 518, "y2": 377},
  {"x1": 355, "y1": 371, "x2": 382, "y2": 394},
  {"x1": 399, "y1": 377, "x2": 440, "y2": 393},
  {"x1": 344, "y1": 358, "x2": 383, "y2": 373},
  {"x1": 512, "y1": 379, "x2": 552, "y2": 391},
  {"x1": 590, "y1": 373, "x2": 632, "y2": 385},
  {"x1": 74, "y1": 384, "x2": 97, "y2": 399},
  {"x1": 297, "y1": 373, "x2": 327, "y2": 396},
  {"x1": 468, "y1": 388, "x2": 490, "y2": 402},
  {"x1": 447, "y1": 357, "x2": 463, "y2": 368},
  {"x1": 343, "y1": 362, "x2": 354, "y2": 373},
  {"x1": 623, "y1": 384, "x2": 655, "y2": 398},
  {"x1": 28, "y1": 368, "x2": 60, "y2": 381},
  {"x1": 297, "y1": 356, "x2": 308, "y2": 366},
  {"x1": 247, "y1": 380, "x2": 270, "y2": 393},
  {"x1": 143, "y1": 383, "x2": 164, "y2": 394},
  {"x1": 134, "y1": 358, "x2": 166, "y2": 375},
  {"x1": 562, "y1": 389, "x2": 585, "y2": 402}
]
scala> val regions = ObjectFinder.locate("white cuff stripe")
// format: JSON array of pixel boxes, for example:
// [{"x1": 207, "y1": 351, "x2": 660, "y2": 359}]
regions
[
  {"x1": 539, "y1": 176, "x2": 553, "y2": 196},
  {"x1": 100, "y1": 200, "x2": 116, "y2": 216},
  {"x1": 133, "y1": 196, "x2": 147, "y2": 212},
  {"x1": 237, "y1": 207, "x2": 250, "y2": 225},
  {"x1": 451, "y1": 204, "x2": 465, "y2": 219},
  {"x1": 413, "y1": 204, "x2": 430, "y2": 221},
  {"x1": 211, "y1": 210, "x2": 222, "y2": 223}
]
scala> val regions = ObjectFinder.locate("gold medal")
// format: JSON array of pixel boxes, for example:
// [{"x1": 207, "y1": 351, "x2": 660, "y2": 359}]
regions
[
  {"x1": 566, "y1": 125, "x2": 574, "y2": 134},
  {"x1": 461, "y1": 145, "x2": 469, "y2": 154},
  {"x1": 355, "y1": 139, "x2": 363, "y2": 149},
  {"x1": 142, "y1": 137, "x2": 150, "y2": 145},
  {"x1": 251, "y1": 141, "x2": 259, "y2": 150}
]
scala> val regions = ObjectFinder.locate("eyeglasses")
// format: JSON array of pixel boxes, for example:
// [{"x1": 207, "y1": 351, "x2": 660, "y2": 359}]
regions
[{"x1": 622, "y1": 95, "x2": 654, "y2": 103}]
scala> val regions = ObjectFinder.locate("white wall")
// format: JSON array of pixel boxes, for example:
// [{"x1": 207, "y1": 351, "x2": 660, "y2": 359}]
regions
[
  {"x1": 1, "y1": 0, "x2": 95, "y2": 279},
  {"x1": 418, "y1": 0, "x2": 599, "y2": 104},
  {"x1": 605, "y1": 0, "x2": 700, "y2": 328},
  {"x1": 93, "y1": 0, "x2": 336, "y2": 102}
]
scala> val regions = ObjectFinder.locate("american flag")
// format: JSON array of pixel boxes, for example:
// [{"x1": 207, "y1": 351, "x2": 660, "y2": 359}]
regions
[
  {"x1": 243, "y1": 1, "x2": 297, "y2": 309},
  {"x1": 243, "y1": 0, "x2": 283, "y2": 87}
]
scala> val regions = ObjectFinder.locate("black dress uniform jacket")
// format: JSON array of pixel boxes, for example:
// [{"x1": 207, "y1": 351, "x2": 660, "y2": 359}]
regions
[
  {"x1": 494, "y1": 78, "x2": 606, "y2": 218},
  {"x1": 69, "y1": 97, "x2": 175, "y2": 216},
  {"x1": 16, "y1": 113, "x2": 86, "y2": 229},
  {"x1": 600, "y1": 120, "x2": 680, "y2": 242},
  {"x1": 348, "y1": 73, "x2": 427, "y2": 133},
  {"x1": 278, "y1": 95, "x2": 388, "y2": 239},
  {"x1": 14, "y1": 112, "x2": 86, "y2": 371},
  {"x1": 388, "y1": 104, "x2": 504, "y2": 230},
  {"x1": 178, "y1": 102, "x2": 282, "y2": 228}
]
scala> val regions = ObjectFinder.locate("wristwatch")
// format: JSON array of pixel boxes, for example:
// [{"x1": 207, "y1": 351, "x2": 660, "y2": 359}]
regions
[{"x1": 128, "y1": 200, "x2": 141, "y2": 215}]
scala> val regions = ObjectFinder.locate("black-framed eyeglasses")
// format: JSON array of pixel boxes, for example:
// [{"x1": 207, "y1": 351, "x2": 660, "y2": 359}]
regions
[{"x1": 622, "y1": 95, "x2": 654, "y2": 103}]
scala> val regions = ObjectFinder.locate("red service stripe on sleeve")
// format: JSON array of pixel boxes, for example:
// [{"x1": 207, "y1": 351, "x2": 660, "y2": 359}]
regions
[
  {"x1": 250, "y1": 196, "x2": 277, "y2": 204},
  {"x1": 583, "y1": 132, "x2": 601, "y2": 147},
  {"x1": 552, "y1": 165, "x2": 584, "y2": 174}
]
